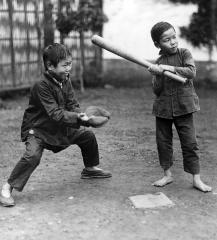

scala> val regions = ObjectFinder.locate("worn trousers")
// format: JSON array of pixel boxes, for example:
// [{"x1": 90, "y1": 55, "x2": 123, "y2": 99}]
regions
[
  {"x1": 8, "y1": 129, "x2": 99, "y2": 192},
  {"x1": 156, "y1": 114, "x2": 200, "y2": 174}
]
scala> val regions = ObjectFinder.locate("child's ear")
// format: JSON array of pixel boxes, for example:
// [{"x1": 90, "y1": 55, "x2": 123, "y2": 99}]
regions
[{"x1": 46, "y1": 61, "x2": 54, "y2": 71}]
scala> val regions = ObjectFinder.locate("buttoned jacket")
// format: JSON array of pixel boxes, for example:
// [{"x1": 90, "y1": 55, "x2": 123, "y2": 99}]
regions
[
  {"x1": 21, "y1": 72, "x2": 82, "y2": 150},
  {"x1": 152, "y1": 48, "x2": 200, "y2": 119}
]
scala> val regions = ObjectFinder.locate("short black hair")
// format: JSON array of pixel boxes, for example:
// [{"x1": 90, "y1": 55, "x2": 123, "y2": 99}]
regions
[
  {"x1": 151, "y1": 22, "x2": 175, "y2": 43},
  {"x1": 43, "y1": 43, "x2": 72, "y2": 70}
]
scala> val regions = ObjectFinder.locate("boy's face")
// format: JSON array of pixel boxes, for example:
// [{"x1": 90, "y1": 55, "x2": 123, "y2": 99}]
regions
[
  {"x1": 48, "y1": 56, "x2": 72, "y2": 81},
  {"x1": 156, "y1": 28, "x2": 178, "y2": 54}
]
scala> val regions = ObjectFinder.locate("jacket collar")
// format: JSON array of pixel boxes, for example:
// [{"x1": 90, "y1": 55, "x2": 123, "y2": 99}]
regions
[
  {"x1": 159, "y1": 48, "x2": 178, "y2": 56},
  {"x1": 44, "y1": 71, "x2": 68, "y2": 89}
]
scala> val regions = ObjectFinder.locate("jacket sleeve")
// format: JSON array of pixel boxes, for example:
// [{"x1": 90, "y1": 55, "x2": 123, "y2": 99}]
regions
[
  {"x1": 174, "y1": 49, "x2": 196, "y2": 79},
  {"x1": 152, "y1": 57, "x2": 164, "y2": 96},
  {"x1": 34, "y1": 82, "x2": 80, "y2": 127}
]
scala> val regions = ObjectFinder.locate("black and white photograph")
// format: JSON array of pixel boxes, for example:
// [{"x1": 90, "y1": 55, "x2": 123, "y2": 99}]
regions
[{"x1": 0, "y1": 0, "x2": 217, "y2": 239}]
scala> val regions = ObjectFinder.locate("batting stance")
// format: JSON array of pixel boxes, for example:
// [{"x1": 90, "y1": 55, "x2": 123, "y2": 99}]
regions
[
  {"x1": 147, "y1": 22, "x2": 212, "y2": 192},
  {"x1": 0, "y1": 43, "x2": 112, "y2": 207}
]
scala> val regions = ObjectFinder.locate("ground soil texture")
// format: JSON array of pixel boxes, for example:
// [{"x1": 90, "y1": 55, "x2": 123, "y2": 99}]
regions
[{"x1": 0, "y1": 87, "x2": 217, "y2": 240}]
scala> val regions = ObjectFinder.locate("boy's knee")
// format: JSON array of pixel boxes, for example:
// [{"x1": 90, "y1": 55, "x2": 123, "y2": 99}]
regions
[
  {"x1": 182, "y1": 141, "x2": 199, "y2": 152},
  {"x1": 30, "y1": 154, "x2": 41, "y2": 167},
  {"x1": 84, "y1": 129, "x2": 96, "y2": 141},
  {"x1": 24, "y1": 150, "x2": 42, "y2": 167}
]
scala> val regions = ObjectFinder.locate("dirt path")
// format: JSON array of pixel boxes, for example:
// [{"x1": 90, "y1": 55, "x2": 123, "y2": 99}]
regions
[{"x1": 0, "y1": 87, "x2": 217, "y2": 240}]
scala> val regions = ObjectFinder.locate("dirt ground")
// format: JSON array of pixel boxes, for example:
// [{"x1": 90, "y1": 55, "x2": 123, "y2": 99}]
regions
[{"x1": 0, "y1": 86, "x2": 217, "y2": 240}]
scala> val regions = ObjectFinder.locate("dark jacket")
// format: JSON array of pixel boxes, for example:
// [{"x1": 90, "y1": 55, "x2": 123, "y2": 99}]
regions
[
  {"x1": 21, "y1": 72, "x2": 82, "y2": 149},
  {"x1": 152, "y1": 48, "x2": 200, "y2": 119}
]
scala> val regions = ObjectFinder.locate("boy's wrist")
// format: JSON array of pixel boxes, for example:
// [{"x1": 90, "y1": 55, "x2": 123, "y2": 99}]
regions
[
  {"x1": 169, "y1": 66, "x2": 175, "y2": 73},
  {"x1": 77, "y1": 113, "x2": 90, "y2": 127},
  {"x1": 78, "y1": 113, "x2": 89, "y2": 121},
  {"x1": 148, "y1": 64, "x2": 164, "y2": 75},
  {"x1": 159, "y1": 65, "x2": 175, "y2": 73}
]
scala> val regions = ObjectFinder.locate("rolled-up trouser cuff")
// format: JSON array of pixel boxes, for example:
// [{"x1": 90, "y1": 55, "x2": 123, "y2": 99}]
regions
[{"x1": 184, "y1": 161, "x2": 200, "y2": 175}]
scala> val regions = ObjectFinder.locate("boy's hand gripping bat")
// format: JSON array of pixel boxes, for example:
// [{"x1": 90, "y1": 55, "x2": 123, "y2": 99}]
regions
[{"x1": 91, "y1": 35, "x2": 187, "y2": 83}]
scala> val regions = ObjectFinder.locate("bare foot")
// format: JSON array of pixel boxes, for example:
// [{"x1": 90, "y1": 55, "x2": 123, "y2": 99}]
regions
[
  {"x1": 193, "y1": 179, "x2": 212, "y2": 192},
  {"x1": 152, "y1": 176, "x2": 173, "y2": 187}
]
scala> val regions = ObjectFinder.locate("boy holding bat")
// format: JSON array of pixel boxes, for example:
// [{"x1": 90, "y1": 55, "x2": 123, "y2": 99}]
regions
[
  {"x1": 0, "y1": 43, "x2": 111, "y2": 207},
  {"x1": 148, "y1": 22, "x2": 211, "y2": 192}
]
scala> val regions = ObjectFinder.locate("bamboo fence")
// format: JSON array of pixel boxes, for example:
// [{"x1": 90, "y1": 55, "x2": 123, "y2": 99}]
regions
[{"x1": 0, "y1": 0, "x2": 99, "y2": 91}]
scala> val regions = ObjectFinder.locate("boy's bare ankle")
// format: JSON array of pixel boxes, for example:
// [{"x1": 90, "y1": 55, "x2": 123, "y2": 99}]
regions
[{"x1": 164, "y1": 169, "x2": 172, "y2": 177}]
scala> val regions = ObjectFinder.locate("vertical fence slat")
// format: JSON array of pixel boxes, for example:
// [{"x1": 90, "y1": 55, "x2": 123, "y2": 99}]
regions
[
  {"x1": 58, "y1": 0, "x2": 64, "y2": 44},
  {"x1": 0, "y1": 0, "x2": 102, "y2": 91},
  {"x1": 34, "y1": 0, "x2": 42, "y2": 73},
  {"x1": 24, "y1": 0, "x2": 30, "y2": 83},
  {"x1": 7, "y1": 0, "x2": 16, "y2": 87},
  {"x1": 43, "y1": 0, "x2": 54, "y2": 46}
]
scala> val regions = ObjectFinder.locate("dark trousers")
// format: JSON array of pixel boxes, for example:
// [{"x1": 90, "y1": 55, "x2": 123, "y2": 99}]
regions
[
  {"x1": 8, "y1": 129, "x2": 99, "y2": 192},
  {"x1": 156, "y1": 114, "x2": 200, "y2": 174}
]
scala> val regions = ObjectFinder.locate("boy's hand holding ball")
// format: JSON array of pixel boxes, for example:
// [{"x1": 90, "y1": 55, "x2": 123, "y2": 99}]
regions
[
  {"x1": 78, "y1": 112, "x2": 89, "y2": 121},
  {"x1": 78, "y1": 106, "x2": 111, "y2": 128}
]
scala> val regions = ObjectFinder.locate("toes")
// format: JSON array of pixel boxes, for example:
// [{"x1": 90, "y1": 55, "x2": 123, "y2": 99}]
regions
[
  {"x1": 152, "y1": 183, "x2": 162, "y2": 187},
  {"x1": 152, "y1": 181, "x2": 164, "y2": 187},
  {"x1": 193, "y1": 184, "x2": 212, "y2": 193},
  {"x1": 152, "y1": 180, "x2": 170, "y2": 187},
  {"x1": 152, "y1": 177, "x2": 173, "y2": 187},
  {"x1": 205, "y1": 186, "x2": 212, "y2": 192}
]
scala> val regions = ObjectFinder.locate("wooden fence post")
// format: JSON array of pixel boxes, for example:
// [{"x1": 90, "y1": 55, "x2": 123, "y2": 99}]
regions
[
  {"x1": 43, "y1": 0, "x2": 54, "y2": 47},
  {"x1": 24, "y1": 0, "x2": 30, "y2": 81},
  {"x1": 34, "y1": 0, "x2": 42, "y2": 73},
  {"x1": 79, "y1": 30, "x2": 85, "y2": 92},
  {"x1": 95, "y1": 0, "x2": 103, "y2": 80},
  {"x1": 7, "y1": 0, "x2": 16, "y2": 87},
  {"x1": 58, "y1": 0, "x2": 65, "y2": 44}
]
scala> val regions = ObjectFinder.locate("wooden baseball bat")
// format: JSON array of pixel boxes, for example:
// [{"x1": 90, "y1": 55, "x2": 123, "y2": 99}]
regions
[{"x1": 91, "y1": 35, "x2": 187, "y2": 83}]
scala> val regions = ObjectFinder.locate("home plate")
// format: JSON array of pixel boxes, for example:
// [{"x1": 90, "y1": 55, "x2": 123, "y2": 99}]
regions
[{"x1": 129, "y1": 192, "x2": 174, "y2": 209}]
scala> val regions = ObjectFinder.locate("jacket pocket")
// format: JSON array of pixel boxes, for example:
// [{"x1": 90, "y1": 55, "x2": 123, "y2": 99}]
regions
[
  {"x1": 177, "y1": 86, "x2": 195, "y2": 96},
  {"x1": 177, "y1": 94, "x2": 200, "y2": 113},
  {"x1": 153, "y1": 97, "x2": 170, "y2": 117}
]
